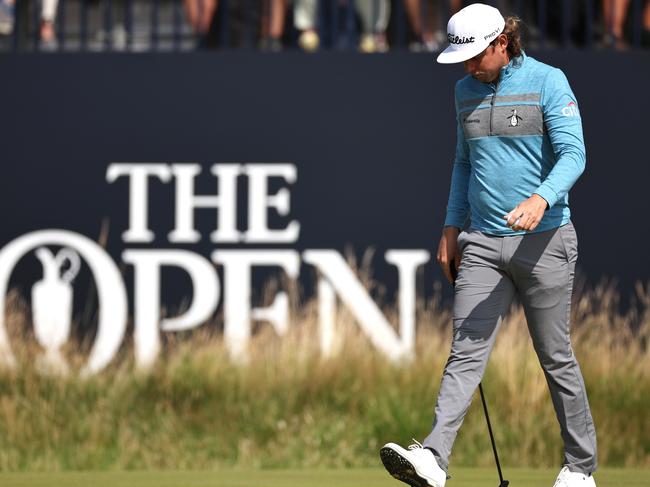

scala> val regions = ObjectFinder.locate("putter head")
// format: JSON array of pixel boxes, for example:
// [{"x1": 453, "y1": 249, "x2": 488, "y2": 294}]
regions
[{"x1": 499, "y1": 481, "x2": 509, "y2": 487}]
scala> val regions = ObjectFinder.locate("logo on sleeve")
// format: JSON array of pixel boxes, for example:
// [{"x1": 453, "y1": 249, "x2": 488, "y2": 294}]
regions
[
  {"x1": 507, "y1": 109, "x2": 523, "y2": 127},
  {"x1": 561, "y1": 102, "x2": 580, "y2": 117}
]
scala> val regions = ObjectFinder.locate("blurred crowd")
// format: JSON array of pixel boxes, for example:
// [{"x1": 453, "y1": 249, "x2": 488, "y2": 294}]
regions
[
  {"x1": 1, "y1": 0, "x2": 649, "y2": 51},
  {"x1": 0, "y1": 0, "x2": 59, "y2": 42}
]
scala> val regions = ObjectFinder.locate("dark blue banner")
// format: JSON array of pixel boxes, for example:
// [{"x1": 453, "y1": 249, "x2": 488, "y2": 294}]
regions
[{"x1": 1, "y1": 51, "x2": 648, "y2": 300}]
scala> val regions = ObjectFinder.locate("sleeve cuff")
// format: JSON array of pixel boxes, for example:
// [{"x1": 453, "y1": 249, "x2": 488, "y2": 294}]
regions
[
  {"x1": 533, "y1": 185, "x2": 558, "y2": 209},
  {"x1": 444, "y1": 211, "x2": 468, "y2": 229}
]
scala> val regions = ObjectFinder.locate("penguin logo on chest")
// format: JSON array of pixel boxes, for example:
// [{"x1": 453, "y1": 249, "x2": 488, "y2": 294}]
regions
[{"x1": 508, "y1": 109, "x2": 523, "y2": 127}]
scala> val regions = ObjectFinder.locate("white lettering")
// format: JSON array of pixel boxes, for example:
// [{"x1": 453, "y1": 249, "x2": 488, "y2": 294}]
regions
[
  {"x1": 106, "y1": 163, "x2": 172, "y2": 243},
  {"x1": 212, "y1": 250, "x2": 300, "y2": 362},
  {"x1": 303, "y1": 250, "x2": 416, "y2": 362},
  {"x1": 561, "y1": 104, "x2": 580, "y2": 117},
  {"x1": 244, "y1": 164, "x2": 300, "y2": 243},
  {"x1": 122, "y1": 249, "x2": 221, "y2": 369},
  {"x1": 317, "y1": 277, "x2": 337, "y2": 358},
  {"x1": 168, "y1": 164, "x2": 242, "y2": 243},
  {"x1": 385, "y1": 250, "x2": 430, "y2": 356},
  {"x1": 2, "y1": 163, "x2": 437, "y2": 374}
]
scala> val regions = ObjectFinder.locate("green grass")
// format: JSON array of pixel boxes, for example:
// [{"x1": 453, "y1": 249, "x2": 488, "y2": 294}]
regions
[
  {"x1": 0, "y1": 284, "x2": 648, "y2": 470},
  {"x1": 0, "y1": 468, "x2": 648, "y2": 487}
]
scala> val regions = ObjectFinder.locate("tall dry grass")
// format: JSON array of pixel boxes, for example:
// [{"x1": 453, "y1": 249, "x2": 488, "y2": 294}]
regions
[{"x1": 0, "y1": 279, "x2": 648, "y2": 472}]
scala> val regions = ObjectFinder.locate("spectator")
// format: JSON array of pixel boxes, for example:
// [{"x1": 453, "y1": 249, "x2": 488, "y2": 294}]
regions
[
  {"x1": 184, "y1": 0, "x2": 218, "y2": 38},
  {"x1": 641, "y1": 0, "x2": 650, "y2": 47},
  {"x1": 603, "y1": 0, "x2": 630, "y2": 48},
  {"x1": 539, "y1": 0, "x2": 590, "y2": 48},
  {"x1": 260, "y1": 0, "x2": 319, "y2": 52},
  {"x1": 0, "y1": 0, "x2": 14, "y2": 36},
  {"x1": 40, "y1": 0, "x2": 59, "y2": 47},
  {"x1": 198, "y1": 0, "x2": 264, "y2": 49},
  {"x1": 404, "y1": 0, "x2": 461, "y2": 51},
  {"x1": 261, "y1": 0, "x2": 390, "y2": 53},
  {"x1": 600, "y1": 0, "x2": 650, "y2": 48},
  {"x1": 357, "y1": 0, "x2": 391, "y2": 53},
  {"x1": 292, "y1": 0, "x2": 319, "y2": 52}
]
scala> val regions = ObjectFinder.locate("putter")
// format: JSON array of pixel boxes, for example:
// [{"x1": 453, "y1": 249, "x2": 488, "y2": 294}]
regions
[{"x1": 450, "y1": 260, "x2": 509, "y2": 487}]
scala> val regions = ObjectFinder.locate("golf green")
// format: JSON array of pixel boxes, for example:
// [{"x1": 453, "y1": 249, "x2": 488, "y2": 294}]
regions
[{"x1": 0, "y1": 468, "x2": 647, "y2": 487}]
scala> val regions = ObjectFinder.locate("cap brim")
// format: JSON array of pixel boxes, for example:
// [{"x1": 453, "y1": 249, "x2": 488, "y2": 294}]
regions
[{"x1": 436, "y1": 41, "x2": 489, "y2": 64}]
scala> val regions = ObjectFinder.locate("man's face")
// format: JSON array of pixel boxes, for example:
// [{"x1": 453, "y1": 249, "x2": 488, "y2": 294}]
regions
[{"x1": 463, "y1": 36, "x2": 508, "y2": 83}]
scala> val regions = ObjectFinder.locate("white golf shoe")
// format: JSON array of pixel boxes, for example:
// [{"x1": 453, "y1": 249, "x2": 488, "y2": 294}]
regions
[
  {"x1": 380, "y1": 440, "x2": 447, "y2": 487},
  {"x1": 553, "y1": 466, "x2": 596, "y2": 487}
]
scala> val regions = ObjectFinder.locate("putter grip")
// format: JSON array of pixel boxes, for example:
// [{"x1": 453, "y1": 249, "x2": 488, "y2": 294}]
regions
[{"x1": 450, "y1": 260, "x2": 458, "y2": 285}]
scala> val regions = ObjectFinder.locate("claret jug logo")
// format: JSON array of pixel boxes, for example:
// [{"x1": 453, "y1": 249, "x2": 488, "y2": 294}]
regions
[
  {"x1": 0, "y1": 163, "x2": 431, "y2": 374},
  {"x1": 32, "y1": 247, "x2": 80, "y2": 374},
  {"x1": 0, "y1": 230, "x2": 128, "y2": 375}
]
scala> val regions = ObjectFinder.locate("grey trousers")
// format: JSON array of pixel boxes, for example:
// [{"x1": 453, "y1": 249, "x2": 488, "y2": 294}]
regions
[{"x1": 423, "y1": 222, "x2": 597, "y2": 475}]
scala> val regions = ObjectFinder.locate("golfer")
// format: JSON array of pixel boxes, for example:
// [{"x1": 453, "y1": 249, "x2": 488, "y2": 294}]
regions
[{"x1": 380, "y1": 4, "x2": 597, "y2": 487}]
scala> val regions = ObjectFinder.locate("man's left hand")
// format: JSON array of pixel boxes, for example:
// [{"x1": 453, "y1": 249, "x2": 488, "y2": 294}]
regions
[{"x1": 503, "y1": 194, "x2": 549, "y2": 232}]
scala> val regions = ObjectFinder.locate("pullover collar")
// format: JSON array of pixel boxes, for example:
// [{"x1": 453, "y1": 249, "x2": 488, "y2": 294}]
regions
[{"x1": 498, "y1": 51, "x2": 526, "y2": 84}]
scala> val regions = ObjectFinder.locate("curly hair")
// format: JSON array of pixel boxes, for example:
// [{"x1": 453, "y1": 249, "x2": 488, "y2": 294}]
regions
[{"x1": 490, "y1": 16, "x2": 523, "y2": 59}]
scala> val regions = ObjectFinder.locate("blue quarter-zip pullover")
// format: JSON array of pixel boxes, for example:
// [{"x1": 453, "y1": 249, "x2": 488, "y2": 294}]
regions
[{"x1": 444, "y1": 52, "x2": 585, "y2": 235}]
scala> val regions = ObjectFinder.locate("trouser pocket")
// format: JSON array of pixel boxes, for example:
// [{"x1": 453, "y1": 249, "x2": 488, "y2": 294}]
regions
[{"x1": 558, "y1": 222, "x2": 579, "y2": 264}]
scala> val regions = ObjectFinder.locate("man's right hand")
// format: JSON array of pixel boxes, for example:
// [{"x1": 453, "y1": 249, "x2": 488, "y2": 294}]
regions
[{"x1": 437, "y1": 226, "x2": 462, "y2": 285}]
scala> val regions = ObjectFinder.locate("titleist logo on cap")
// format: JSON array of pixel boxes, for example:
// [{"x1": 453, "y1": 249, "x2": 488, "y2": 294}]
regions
[{"x1": 447, "y1": 34, "x2": 475, "y2": 44}]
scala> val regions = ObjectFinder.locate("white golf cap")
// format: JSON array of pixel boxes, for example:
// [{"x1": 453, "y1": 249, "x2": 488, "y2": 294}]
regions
[{"x1": 436, "y1": 3, "x2": 505, "y2": 64}]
